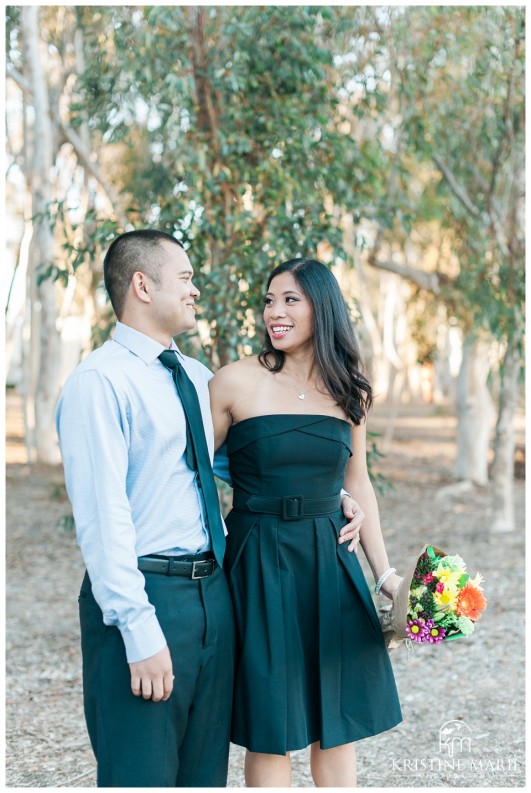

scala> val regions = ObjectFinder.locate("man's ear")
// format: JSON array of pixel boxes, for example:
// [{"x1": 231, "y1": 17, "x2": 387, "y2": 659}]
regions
[{"x1": 130, "y1": 271, "x2": 151, "y2": 304}]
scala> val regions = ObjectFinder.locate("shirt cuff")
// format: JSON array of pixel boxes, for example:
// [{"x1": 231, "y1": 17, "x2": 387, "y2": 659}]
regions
[
  {"x1": 120, "y1": 613, "x2": 167, "y2": 664},
  {"x1": 213, "y1": 444, "x2": 232, "y2": 485}
]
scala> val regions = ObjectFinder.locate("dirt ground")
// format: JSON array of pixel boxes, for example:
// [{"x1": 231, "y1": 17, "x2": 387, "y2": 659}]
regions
[{"x1": 5, "y1": 391, "x2": 526, "y2": 788}]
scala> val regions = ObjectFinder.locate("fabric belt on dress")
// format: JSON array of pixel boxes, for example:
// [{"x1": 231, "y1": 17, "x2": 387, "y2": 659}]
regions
[
  {"x1": 232, "y1": 491, "x2": 342, "y2": 521},
  {"x1": 137, "y1": 552, "x2": 217, "y2": 579}
]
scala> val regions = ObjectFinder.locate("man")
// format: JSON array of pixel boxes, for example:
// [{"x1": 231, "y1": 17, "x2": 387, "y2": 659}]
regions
[
  {"x1": 57, "y1": 230, "x2": 235, "y2": 787},
  {"x1": 56, "y1": 230, "x2": 363, "y2": 787}
]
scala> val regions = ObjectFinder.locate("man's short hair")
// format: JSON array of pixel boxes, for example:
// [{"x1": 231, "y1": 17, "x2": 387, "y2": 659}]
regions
[{"x1": 103, "y1": 230, "x2": 184, "y2": 319}]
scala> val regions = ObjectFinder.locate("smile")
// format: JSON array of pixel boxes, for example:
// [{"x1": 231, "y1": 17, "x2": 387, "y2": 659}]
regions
[{"x1": 270, "y1": 325, "x2": 293, "y2": 338}]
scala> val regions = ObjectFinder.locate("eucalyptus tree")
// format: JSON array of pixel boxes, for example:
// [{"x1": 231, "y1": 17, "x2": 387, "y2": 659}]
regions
[
  {"x1": 361, "y1": 6, "x2": 525, "y2": 529},
  {"x1": 69, "y1": 5, "x2": 382, "y2": 365},
  {"x1": 8, "y1": 6, "x2": 65, "y2": 462},
  {"x1": 8, "y1": 4, "x2": 523, "y2": 519},
  {"x1": 6, "y1": 6, "x2": 127, "y2": 461}
]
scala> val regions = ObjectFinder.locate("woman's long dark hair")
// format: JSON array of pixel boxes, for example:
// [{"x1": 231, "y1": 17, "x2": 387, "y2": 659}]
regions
[{"x1": 258, "y1": 258, "x2": 372, "y2": 425}]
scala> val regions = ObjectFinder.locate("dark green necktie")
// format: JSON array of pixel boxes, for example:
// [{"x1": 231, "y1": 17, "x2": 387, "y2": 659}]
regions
[{"x1": 159, "y1": 350, "x2": 225, "y2": 565}]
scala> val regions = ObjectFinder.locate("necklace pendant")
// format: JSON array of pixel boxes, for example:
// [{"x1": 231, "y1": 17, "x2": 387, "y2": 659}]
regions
[{"x1": 298, "y1": 393, "x2": 305, "y2": 400}]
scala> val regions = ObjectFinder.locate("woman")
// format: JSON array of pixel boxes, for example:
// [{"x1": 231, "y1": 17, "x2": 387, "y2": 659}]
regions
[{"x1": 209, "y1": 258, "x2": 402, "y2": 787}]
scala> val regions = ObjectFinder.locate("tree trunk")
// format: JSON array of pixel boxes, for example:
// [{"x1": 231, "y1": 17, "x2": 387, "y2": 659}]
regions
[
  {"x1": 454, "y1": 335, "x2": 494, "y2": 485},
  {"x1": 433, "y1": 312, "x2": 454, "y2": 404},
  {"x1": 490, "y1": 338, "x2": 521, "y2": 532},
  {"x1": 21, "y1": 6, "x2": 60, "y2": 463}
]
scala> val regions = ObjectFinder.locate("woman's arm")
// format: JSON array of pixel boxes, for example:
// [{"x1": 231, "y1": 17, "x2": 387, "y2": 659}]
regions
[
  {"x1": 208, "y1": 368, "x2": 234, "y2": 451},
  {"x1": 342, "y1": 418, "x2": 402, "y2": 600}
]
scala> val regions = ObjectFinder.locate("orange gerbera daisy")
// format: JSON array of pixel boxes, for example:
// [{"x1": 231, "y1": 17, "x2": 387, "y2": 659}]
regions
[{"x1": 456, "y1": 583, "x2": 487, "y2": 621}]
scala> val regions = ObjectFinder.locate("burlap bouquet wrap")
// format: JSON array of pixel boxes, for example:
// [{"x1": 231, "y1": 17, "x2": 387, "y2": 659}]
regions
[{"x1": 378, "y1": 544, "x2": 446, "y2": 651}]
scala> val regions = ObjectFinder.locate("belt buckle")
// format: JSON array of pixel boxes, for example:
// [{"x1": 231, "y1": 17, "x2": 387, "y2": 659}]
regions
[
  {"x1": 191, "y1": 559, "x2": 212, "y2": 579},
  {"x1": 281, "y1": 495, "x2": 303, "y2": 521}
]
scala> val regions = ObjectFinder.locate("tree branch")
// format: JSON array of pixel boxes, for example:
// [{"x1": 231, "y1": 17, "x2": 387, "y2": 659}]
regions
[
  {"x1": 57, "y1": 119, "x2": 127, "y2": 227},
  {"x1": 9, "y1": 62, "x2": 126, "y2": 228},
  {"x1": 432, "y1": 152, "x2": 511, "y2": 257},
  {"x1": 432, "y1": 153, "x2": 481, "y2": 218},
  {"x1": 367, "y1": 256, "x2": 444, "y2": 294},
  {"x1": 6, "y1": 64, "x2": 32, "y2": 95},
  {"x1": 187, "y1": 7, "x2": 235, "y2": 242},
  {"x1": 187, "y1": 7, "x2": 219, "y2": 149}
]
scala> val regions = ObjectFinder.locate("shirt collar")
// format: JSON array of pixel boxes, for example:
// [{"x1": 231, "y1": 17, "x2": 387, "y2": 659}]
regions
[{"x1": 112, "y1": 322, "x2": 184, "y2": 365}]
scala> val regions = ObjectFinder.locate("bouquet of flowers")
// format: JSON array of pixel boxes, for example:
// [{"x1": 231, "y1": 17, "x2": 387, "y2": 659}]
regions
[{"x1": 379, "y1": 545, "x2": 487, "y2": 650}]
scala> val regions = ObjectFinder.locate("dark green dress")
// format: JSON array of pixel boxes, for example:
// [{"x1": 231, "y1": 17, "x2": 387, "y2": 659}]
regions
[{"x1": 224, "y1": 414, "x2": 402, "y2": 755}]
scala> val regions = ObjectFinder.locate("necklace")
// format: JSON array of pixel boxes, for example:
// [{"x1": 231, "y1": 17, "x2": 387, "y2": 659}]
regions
[
  {"x1": 280, "y1": 371, "x2": 316, "y2": 400},
  {"x1": 295, "y1": 385, "x2": 314, "y2": 400}
]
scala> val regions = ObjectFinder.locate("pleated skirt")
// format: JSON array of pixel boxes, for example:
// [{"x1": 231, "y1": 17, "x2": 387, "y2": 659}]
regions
[{"x1": 224, "y1": 506, "x2": 402, "y2": 755}]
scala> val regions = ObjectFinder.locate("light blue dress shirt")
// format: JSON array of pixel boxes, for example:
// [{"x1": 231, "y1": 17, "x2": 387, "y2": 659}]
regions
[{"x1": 56, "y1": 322, "x2": 226, "y2": 663}]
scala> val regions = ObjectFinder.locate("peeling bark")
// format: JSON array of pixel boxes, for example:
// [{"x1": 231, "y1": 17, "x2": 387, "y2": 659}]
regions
[
  {"x1": 21, "y1": 6, "x2": 60, "y2": 463},
  {"x1": 454, "y1": 336, "x2": 494, "y2": 486},
  {"x1": 491, "y1": 338, "x2": 521, "y2": 532}
]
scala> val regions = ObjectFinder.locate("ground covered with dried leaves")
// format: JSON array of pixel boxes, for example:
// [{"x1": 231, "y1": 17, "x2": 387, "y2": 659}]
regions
[{"x1": 5, "y1": 398, "x2": 525, "y2": 788}]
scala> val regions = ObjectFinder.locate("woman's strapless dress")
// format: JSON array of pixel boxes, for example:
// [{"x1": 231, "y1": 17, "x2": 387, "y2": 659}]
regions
[{"x1": 224, "y1": 414, "x2": 402, "y2": 755}]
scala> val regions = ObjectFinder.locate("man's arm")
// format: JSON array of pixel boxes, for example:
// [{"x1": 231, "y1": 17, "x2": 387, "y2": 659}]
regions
[
  {"x1": 56, "y1": 369, "x2": 172, "y2": 700},
  {"x1": 213, "y1": 442, "x2": 232, "y2": 485}
]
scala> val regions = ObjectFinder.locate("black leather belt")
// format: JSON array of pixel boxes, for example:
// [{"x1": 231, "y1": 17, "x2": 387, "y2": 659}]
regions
[
  {"x1": 138, "y1": 552, "x2": 217, "y2": 579},
  {"x1": 232, "y1": 491, "x2": 342, "y2": 521}
]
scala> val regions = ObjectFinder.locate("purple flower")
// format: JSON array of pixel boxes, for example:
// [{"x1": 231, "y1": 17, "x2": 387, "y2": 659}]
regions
[
  {"x1": 406, "y1": 618, "x2": 429, "y2": 642},
  {"x1": 426, "y1": 624, "x2": 446, "y2": 643}
]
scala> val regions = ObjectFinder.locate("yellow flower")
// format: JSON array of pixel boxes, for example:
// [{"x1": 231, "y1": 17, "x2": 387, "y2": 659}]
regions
[
  {"x1": 435, "y1": 565, "x2": 461, "y2": 591},
  {"x1": 433, "y1": 587, "x2": 459, "y2": 611}
]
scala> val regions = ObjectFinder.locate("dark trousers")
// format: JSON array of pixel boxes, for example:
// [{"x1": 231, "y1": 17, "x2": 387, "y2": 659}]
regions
[{"x1": 79, "y1": 565, "x2": 235, "y2": 787}]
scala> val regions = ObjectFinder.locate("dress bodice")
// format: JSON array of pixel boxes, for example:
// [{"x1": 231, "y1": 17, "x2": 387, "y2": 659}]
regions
[{"x1": 226, "y1": 414, "x2": 352, "y2": 499}]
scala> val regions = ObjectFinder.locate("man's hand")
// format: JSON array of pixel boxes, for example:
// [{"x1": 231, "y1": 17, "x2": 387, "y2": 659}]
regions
[
  {"x1": 129, "y1": 645, "x2": 174, "y2": 702},
  {"x1": 338, "y1": 495, "x2": 365, "y2": 553}
]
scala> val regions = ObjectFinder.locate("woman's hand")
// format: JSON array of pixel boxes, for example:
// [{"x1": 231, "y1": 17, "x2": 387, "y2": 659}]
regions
[{"x1": 380, "y1": 573, "x2": 403, "y2": 601}]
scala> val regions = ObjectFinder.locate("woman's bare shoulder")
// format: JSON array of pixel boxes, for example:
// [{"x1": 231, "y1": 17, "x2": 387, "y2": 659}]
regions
[
  {"x1": 211, "y1": 355, "x2": 263, "y2": 386},
  {"x1": 214, "y1": 355, "x2": 262, "y2": 378}
]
